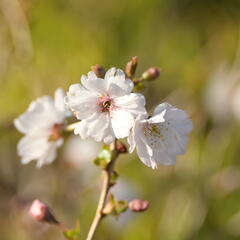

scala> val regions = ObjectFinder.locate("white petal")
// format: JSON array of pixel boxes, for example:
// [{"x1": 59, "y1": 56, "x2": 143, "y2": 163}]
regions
[
  {"x1": 104, "y1": 67, "x2": 117, "y2": 81},
  {"x1": 17, "y1": 135, "x2": 49, "y2": 164},
  {"x1": 81, "y1": 73, "x2": 107, "y2": 95},
  {"x1": 135, "y1": 138, "x2": 155, "y2": 168},
  {"x1": 148, "y1": 110, "x2": 165, "y2": 124},
  {"x1": 54, "y1": 88, "x2": 65, "y2": 112},
  {"x1": 172, "y1": 119, "x2": 193, "y2": 135},
  {"x1": 153, "y1": 102, "x2": 171, "y2": 115},
  {"x1": 155, "y1": 102, "x2": 191, "y2": 123},
  {"x1": 152, "y1": 149, "x2": 176, "y2": 166},
  {"x1": 114, "y1": 93, "x2": 146, "y2": 115},
  {"x1": 74, "y1": 112, "x2": 115, "y2": 143},
  {"x1": 14, "y1": 96, "x2": 56, "y2": 134},
  {"x1": 127, "y1": 115, "x2": 147, "y2": 153},
  {"x1": 108, "y1": 83, "x2": 127, "y2": 97},
  {"x1": 36, "y1": 141, "x2": 62, "y2": 168},
  {"x1": 65, "y1": 84, "x2": 98, "y2": 119},
  {"x1": 105, "y1": 68, "x2": 133, "y2": 96},
  {"x1": 111, "y1": 109, "x2": 134, "y2": 139},
  {"x1": 128, "y1": 129, "x2": 136, "y2": 153}
]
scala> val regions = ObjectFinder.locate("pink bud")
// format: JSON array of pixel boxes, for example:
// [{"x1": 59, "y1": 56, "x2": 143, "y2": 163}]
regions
[
  {"x1": 142, "y1": 67, "x2": 160, "y2": 81},
  {"x1": 91, "y1": 64, "x2": 105, "y2": 78},
  {"x1": 116, "y1": 141, "x2": 127, "y2": 154},
  {"x1": 125, "y1": 56, "x2": 138, "y2": 78},
  {"x1": 128, "y1": 199, "x2": 149, "y2": 212},
  {"x1": 29, "y1": 199, "x2": 58, "y2": 224}
]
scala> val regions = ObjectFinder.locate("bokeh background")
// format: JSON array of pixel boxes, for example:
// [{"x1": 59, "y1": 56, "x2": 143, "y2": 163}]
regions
[{"x1": 1, "y1": 0, "x2": 240, "y2": 239}]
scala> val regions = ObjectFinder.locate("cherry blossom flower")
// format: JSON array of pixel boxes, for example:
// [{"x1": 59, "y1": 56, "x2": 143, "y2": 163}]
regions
[
  {"x1": 65, "y1": 68, "x2": 146, "y2": 144},
  {"x1": 14, "y1": 89, "x2": 69, "y2": 168},
  {"x1": 128, "y1": 103, "x2": 192, "y2": 169}
]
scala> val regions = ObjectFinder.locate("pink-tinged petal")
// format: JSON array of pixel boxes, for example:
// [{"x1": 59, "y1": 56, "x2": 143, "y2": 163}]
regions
[{"x1": 111, "y1": 109, "x2": 134, "y2": 139}]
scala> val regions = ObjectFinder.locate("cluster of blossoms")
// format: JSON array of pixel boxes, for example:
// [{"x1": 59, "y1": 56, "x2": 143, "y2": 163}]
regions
[{"x1": 14, "y1": 63, "x2": 192, "y2": 169}]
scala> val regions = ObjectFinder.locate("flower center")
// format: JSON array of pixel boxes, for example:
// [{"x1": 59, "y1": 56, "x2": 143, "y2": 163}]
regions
[
  {"x1": 143, "y1": 123, "x2": 160, "y2": 137},
  {"x1": 49, "y1": 123, "x2": 63, "y2": 141},
  {"x1": 98, "y1": 95, "x2": 114, "y2": 113},
  {"x1": 142, "y1": 123, "x2": 165, "y2": 147}
]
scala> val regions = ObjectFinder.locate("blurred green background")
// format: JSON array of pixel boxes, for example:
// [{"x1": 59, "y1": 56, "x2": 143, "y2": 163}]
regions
[{"x1": 1, "y1": 0, "x2": 240, "y2": 239}]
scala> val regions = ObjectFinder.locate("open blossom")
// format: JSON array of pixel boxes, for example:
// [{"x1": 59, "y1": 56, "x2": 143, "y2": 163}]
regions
[
  {"x1": 14, "y1": 89, "x2": 69, "y2": 168},
  {"x1": 65, "y1": 67, "x2": 146, "y2": 144},
  {"x1": 128, "y1": 103, "x2": 192, "y2": 169}
]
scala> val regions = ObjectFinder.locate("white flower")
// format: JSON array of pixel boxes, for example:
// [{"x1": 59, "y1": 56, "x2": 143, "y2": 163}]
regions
[
  {"x1": 204, "y1": 62, "x2": 240, "y2": 123},
  {"x1": 65, "y1": 67, "x2": 146, "y2": 144},
  {"x1": 14, "y1": 89, "x2": 69, "y2": 168},
  {"x1": 128, "y1": 103, "x2": 192, "y2": 169}
]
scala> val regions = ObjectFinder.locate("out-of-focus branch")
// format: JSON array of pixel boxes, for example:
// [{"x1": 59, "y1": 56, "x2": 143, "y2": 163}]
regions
[{"x1": 0, "y1": 0, "x2": 33, "y2": 62}]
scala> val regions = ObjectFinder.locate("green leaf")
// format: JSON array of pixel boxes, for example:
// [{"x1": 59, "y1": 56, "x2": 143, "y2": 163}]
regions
[
  {"x1": 63, "y1": 220, "x2": 81, "y2": 240},
  {"x1": 104, "y1": 193, "x2": 128, "y2": 216},
  {"x1": 93, "y1": 145, "x2": 112, "y2": 168},
  {"x1": 115, "y1": 200, "x2": 128, "y2": 214}
]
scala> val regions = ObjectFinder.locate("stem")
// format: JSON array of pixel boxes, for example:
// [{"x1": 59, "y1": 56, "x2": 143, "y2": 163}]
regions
[
  {"x1": 64, "y1": 122, "x2": 81, "y2": 132},
  {"x1": 86, "y1": 146, "x2": 118, "y2": 240}
]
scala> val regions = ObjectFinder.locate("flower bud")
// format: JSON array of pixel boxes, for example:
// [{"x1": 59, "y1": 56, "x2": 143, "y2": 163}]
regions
[
  {"x1": 125, "y1": 56, "x2": 138, "y2": 78},
  {"x1": 142, "y1": 67, "x2": 160, "y2": 81},
  {"x1": 91, "y1": 64, "x2": 105, "y2": 78},
  {"x1": 128, "y1": 199, "x2": 149, "y2": 212},
  {"x1": 29, "y1": 199, "x2": 59, "y2": 224},
  {"x1": 116, "y1": 141, "x2": 127, "y2": 154},
  {"x1": 49, "y1": 123, "x2": 63, "y2": 141}
]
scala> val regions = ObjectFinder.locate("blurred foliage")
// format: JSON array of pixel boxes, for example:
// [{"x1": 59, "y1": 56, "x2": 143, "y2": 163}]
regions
[{"x1": 1, "y1": 0, "x2": 240, "y2": 239}]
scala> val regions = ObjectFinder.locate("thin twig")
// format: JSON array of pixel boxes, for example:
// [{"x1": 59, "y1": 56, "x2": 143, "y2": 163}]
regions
[{"x1": 86, "y1": 145, "x2": 118, "y2": 240}]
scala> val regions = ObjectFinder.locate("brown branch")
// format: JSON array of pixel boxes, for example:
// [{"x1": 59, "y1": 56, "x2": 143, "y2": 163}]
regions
[{"x1": 86, "y1": 145, "x2": 118, "y2": 240}]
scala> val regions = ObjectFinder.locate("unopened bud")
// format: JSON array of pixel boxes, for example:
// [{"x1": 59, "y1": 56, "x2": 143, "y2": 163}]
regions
[
  {"x1": 29, "y1": 199, "x2": 59, "y2": 224},
  {"x1": 142, "y1": 67, "x2": 160, "y2": 81},
  {"x1": 49, "y1": 123, "x2": 63, "y2": 141},
  {"x1": 125, "y1": 56, "x2": 138, "y2": 78},
  {"x1": 116, "y1": 141, "x2": 127, "y2": 154},
  {"x1": 91, "y1": 64, "x2": 105, "y2": 78},
  {"x1": 128, "y1": 199, "x2": 149, "y2": 212}
]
